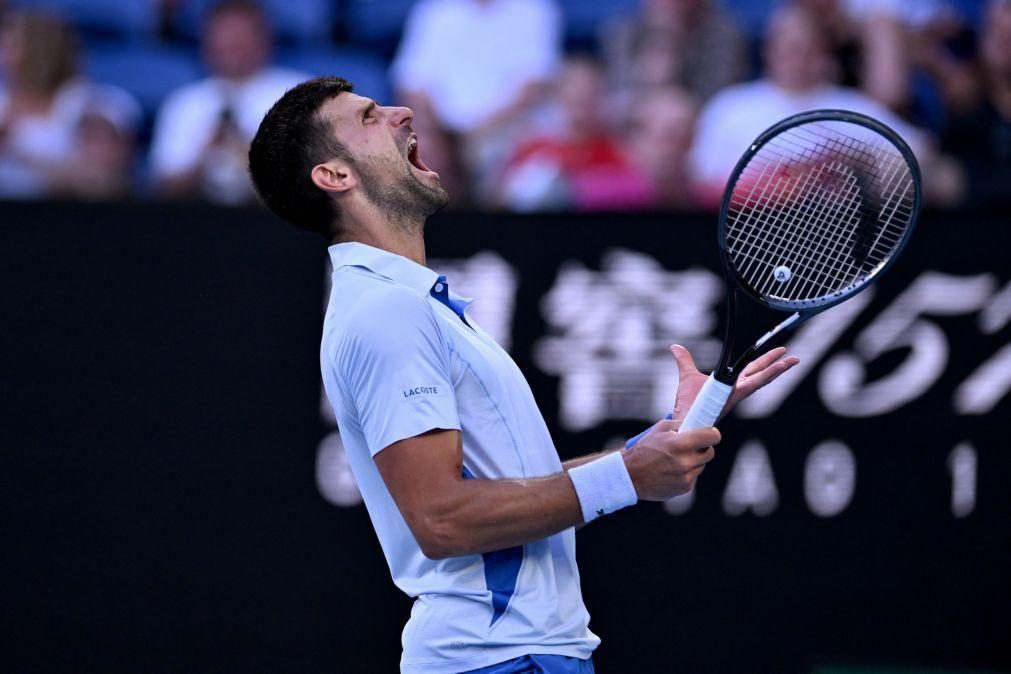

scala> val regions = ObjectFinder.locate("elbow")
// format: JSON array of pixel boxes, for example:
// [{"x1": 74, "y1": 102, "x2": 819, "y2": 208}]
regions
[
  {"x1": 411, "y1": 511, "x2": 472, "y2": 560},
  {"x1": 417, "y1": 539, "x2": 455, "y2": 561}
]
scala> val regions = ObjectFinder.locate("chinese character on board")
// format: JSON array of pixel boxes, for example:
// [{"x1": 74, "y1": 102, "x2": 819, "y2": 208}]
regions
[{"x1": 535, "y1": 249, "x2": 723, "y2": 431}]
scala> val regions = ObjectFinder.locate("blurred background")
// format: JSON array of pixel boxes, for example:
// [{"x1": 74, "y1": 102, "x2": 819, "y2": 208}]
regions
[{"x1": 2, "y1": 0, "x2": 1009, "y2": 673}]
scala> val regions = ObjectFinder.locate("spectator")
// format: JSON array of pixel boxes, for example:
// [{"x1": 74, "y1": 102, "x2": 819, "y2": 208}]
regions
[
  {"x1": 0, "y1": 11, "x2": 140, "y2": 199},
  {"x1": 149, "y1": 0, "x2": 306, "y2": 204},
  {"x1": 59, "y1": 91, "x2": 141, "y2": 200},
  {"x1": 601, "y1": 0, "x2": 746, "y2": 107},
  {"x1": 391, "y1": 0, "x2": 563, "y2": 202},
  {"x1": 940, "y1": 0, "x2": 1011, "y2": 207},
  {"x1": 392, "y1": 0, "x2": 560, "y2": 135},
  {"x1": 797, "y1": 0, "x2": 915, "y2": 114},
  {"x1": 688, "y1": 4, "x2": 953, "y2": 207},
  {"x1": 626, "y1": 86, "x2": 700, "y2": 210},
  {"x1": 494, "y1": 56, "x2": 652, "y2": 211},
  {"x1": 912, "y1": 6, "x2": 980, "y2": 124}
]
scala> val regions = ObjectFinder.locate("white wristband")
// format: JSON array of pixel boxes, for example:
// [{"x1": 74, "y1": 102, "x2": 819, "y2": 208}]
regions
[{"x1": 567, "y1": 451, "x2": 638, "y2": 523}]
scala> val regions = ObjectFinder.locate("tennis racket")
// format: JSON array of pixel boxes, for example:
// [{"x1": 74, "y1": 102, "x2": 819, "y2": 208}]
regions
[{"x1": 628, "y1": 109, "x2": 922, "y2": 446}]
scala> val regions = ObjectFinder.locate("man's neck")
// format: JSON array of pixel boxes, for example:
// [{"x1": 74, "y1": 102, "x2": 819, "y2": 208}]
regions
[{"x1": 334, "y1": 215, "x2": 427, "y2": 266}]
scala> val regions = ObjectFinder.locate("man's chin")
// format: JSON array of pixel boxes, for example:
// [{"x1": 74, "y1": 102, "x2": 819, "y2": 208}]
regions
[
  {"x1": 357, "y1": 155, "x2": 450, "y2": 223},
  {"x1": 409, "y1": 172, "x2": 450, "y2": 215},
  {"x1": 421, "y1": 184, "x2": 451, "y2": 216}
]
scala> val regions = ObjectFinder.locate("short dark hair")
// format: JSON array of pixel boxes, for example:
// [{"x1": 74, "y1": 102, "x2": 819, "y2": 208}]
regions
[{"x1": 249, "y1": 77, "x2": 355, "y2": 237}]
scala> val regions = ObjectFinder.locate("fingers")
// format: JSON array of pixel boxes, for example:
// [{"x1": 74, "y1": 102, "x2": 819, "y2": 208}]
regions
[
  {"x1": 653, "y1": 418, "x2": 681, "y2": 434},
  {"x1": 740, "y1": 355, "x2": 800, "y2": 391},
  {"x1": 647, "y1": 422, "x2": 718, "y2": 462},
  {"x1": 673, "y1": 426, "x2": 721, "y2": 452},
  {"x1": 694, "y1": 446, "x2": 716, "y2": 464},
  {"x1": 741, "y1": 346, "x2": 788, "y2": 376},
  {"x1": 669, "y1": 344, "x2": 700, "y2": 381},
  {"x1": 627, "y1": 424, "x2": 718, "y2": 500}
]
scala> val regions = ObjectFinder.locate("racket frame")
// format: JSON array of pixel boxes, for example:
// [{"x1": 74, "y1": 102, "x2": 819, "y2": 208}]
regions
[{"x1": 710, "y1": 109, "x2": 923, "y2": 384}]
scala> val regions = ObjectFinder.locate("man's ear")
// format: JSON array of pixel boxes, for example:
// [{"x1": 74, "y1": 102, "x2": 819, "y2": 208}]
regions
[{"x1": 311, "y1": 161, "x2": 357, "y2": 195}]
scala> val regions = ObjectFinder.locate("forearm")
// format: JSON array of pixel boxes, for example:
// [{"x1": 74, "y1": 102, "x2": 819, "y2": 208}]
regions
[
  {"x1": 385, "y1": 422, "x2": 721, "y2": 560},
  {"x1": 562, "y1": 449, "x2": 617, "y2": 470},
  {"x1": 417, "y1": 471, "x2": 585, "y2": 558}
]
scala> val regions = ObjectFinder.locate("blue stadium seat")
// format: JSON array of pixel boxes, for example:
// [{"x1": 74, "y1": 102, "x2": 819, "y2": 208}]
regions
[
  {"x1": 951, "y1": 0, "x2": 986, "y2": 27},
  {"x1": 720, "y1": 0, "x2": 778, "y2": 40},
  {"x1": 343, "y1": 0, "x2": 416, "y2": 52},
  {"x1": 277, "y1": 47, "x2": 392, "y2": 103},
  {"x1": 557, "y1": 0, "x2": 638, "y2": 45},
  {"x1": 173, "y1": 0, "x2": 334, "y2": 44},
  {"x1": 85, "y1": 45, "x2": 203, "y2": 115},
  {"x1": 10, "y1": 0, "x2": 158, "y2": 41}
]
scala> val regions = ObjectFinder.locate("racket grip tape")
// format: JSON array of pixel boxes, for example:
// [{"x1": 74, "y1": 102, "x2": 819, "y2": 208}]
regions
[
  {"x1": 679, "y1": 374, "x2": 732, "y2": 432},
  {"x1": 623, "y1": 375, "x2": 732, "y2": 449}
]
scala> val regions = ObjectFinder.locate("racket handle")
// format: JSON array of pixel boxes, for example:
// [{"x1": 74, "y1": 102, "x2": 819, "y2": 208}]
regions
[
  {"x1": 623, "y1": 375, "x2": 732, "y2": 449},
  {"x1": 679, "y1": 375, "x2": 733, "y2": 432}
]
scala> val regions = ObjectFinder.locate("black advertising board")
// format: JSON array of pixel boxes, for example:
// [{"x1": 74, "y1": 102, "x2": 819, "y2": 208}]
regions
[{"x1": 3, "y1": 202, "x2": 1008, "y2": 673}]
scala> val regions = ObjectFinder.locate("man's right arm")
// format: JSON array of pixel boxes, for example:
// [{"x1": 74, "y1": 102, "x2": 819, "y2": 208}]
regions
[
  {"x1": 339, "y1": 287, "x2": 718, "y2": 558},
  {"x1": 373, "y1": 420, "x2": 719, "y2": 560}
]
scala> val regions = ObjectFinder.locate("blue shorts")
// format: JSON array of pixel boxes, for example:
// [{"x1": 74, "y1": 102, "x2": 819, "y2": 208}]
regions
[{"x1": 461, "y1": 654, "x2": 595, "y2": 674}]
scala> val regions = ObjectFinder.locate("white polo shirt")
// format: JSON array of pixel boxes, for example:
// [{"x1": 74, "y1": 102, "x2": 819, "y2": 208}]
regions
[{"x1": 320, "y1": 242, "x2": 598, "y2": 673}]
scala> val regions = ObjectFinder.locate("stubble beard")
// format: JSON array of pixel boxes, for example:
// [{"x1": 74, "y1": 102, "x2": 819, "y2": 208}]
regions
[{"x1": 356, "y1": 153, "x2": 450, "y2": 234}]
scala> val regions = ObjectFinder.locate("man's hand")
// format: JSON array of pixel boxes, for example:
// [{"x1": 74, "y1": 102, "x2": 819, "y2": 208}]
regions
[
  {"x1": 623, "y1": 419, "x2": 721, "y2": 501},
  {"x1": 670, "y1": 344, "x2": 800, "y2": 422}
]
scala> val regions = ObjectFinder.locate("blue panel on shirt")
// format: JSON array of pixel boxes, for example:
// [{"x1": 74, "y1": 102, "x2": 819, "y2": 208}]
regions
[{"x1": 462, "y1": 465, "x2": 524, "y2": 626}]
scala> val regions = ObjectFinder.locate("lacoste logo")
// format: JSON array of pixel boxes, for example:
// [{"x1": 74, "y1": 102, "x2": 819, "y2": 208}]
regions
[{"x1": 403, "y1": 386, "x2": 439, "y2": 398}]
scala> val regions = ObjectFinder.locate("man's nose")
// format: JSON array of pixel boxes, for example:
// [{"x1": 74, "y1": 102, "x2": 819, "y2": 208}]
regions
[{"x1": 387, "y1": 106, "x2": 414, "y2": 128}]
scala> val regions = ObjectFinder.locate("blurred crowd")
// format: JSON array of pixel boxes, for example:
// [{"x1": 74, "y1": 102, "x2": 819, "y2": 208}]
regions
[{"x1": 0, "y1": 0, "x2": 1008, "y2": 210}]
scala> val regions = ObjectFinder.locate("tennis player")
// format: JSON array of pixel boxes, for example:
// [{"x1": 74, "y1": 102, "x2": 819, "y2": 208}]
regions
[{"x1": 249, "y1": 77, "x2": 798, "y2": 674}]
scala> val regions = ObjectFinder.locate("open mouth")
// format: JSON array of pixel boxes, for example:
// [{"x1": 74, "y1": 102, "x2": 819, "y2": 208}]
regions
[{"x1": 406, "y1": 135, "x2": 437, "y2": 176}]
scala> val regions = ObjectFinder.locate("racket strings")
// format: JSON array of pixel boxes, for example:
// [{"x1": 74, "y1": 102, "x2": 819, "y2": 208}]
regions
[
  {"x1": 731, "y1": 152, "x2": 863, "y2": 297},
  {"x1": 731, "y1": 172, "x2": 865, "y2": 300},
  {"x1": 745, "y1": 169, "x2": 857, "y2": 299},
  {"x1": 777, "y1": 132, "x2": 897, "y2": 296},
  {"x1": 770, "y1": 164, "x2": 860, "y2": 297},
  {"x1": 728, "y1": 139, "x2": 855, "y2": 286},
  {"x1": 796, "y1": 163, "x2": 882, "y2": 296},
  {"x1": 732, "y1": 157, "x2": 846, "y2": 297},
  {"x1": 724, "y1": 121, "x2": 915, "y2": 305}
]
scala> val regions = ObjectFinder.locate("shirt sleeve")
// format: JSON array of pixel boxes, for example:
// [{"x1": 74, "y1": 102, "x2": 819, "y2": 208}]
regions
[{"x1": 339, "y1": 285, "x2": 460, "y2": 456}]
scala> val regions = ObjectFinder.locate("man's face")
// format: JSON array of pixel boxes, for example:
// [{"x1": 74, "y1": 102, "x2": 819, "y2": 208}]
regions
[
  {"x1": 559, "y1": 60, "x2": 604, "y2": 136},
  {"x1": 319, "y1": 93, "x2": 449, "y2": 219},
  {"x1": 765, "y1": 8, "x2": 831, "y2": 91},
  {"x1": 0, "y1": 21, "x2": 22, "y2": 76},
  {"x1": 628, "y1": 89, "x2": 696, "y2": 174},
  {"x1": 203, "y1": 10, "x2": 269, "y2": 81},
  {"x1": 983, "y1": 2, "x2": 1011, "y2": 79}
]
